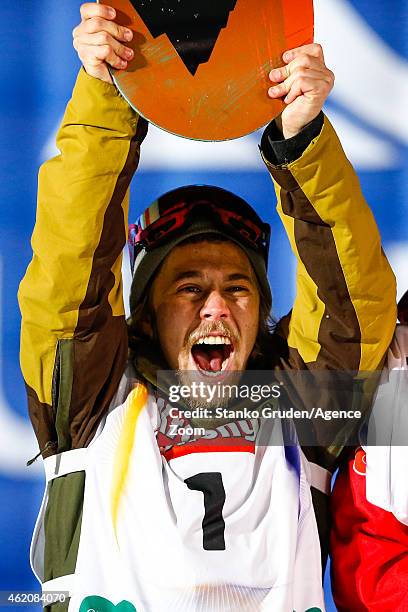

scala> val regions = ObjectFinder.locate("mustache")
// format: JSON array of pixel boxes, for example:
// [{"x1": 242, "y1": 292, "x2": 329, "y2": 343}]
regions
[{"x1": 185, "y1": 321, "x2": 239, "y2": 349}]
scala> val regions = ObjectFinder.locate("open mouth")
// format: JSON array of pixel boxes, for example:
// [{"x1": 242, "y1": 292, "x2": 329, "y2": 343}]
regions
[{"x1": 191, "y1": 336, "x2": 234, "y2": 376}]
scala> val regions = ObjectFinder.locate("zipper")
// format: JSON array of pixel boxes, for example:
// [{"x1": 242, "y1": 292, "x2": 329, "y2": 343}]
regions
[
  {"x1": 27, "y1": 440, "x2": 58, "y2": 466},
  {"x1": 27, "y1": 342, "x2": 62, "y2": 466},
  {"x1": 51, "y1": 341, "x2": 61, "y2": 416}
]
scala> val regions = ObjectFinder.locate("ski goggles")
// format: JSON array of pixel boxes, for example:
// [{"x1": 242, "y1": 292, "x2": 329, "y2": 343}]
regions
[{"x1": 128, "y1": 186, "x2": 270, "y2": 274}]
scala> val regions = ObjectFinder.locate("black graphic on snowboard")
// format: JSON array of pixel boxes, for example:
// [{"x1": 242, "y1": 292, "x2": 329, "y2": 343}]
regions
[{"x1": 130, "y1": 0, "x2": 237, "y2": 75}]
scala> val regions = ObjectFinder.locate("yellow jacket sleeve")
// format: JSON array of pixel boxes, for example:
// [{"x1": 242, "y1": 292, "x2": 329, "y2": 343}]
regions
[
  {"x1": 18, "y1": 69, "x2": 147, "y2": 456},
  {"x1": 263, "y1": 115, "x2": 396, "y2": 373}
]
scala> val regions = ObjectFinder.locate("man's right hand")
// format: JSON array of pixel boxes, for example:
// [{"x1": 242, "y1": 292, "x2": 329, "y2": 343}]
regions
[{"x1": 73, "y1": 3, "x2": 134, "y2": 84}]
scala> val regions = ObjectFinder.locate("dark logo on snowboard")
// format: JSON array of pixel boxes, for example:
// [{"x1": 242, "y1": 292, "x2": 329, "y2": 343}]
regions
[{"x1": 131, "y1": 0, "x2": 237, "y2": 75}]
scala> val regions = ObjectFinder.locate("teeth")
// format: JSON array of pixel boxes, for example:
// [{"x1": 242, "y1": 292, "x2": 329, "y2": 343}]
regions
[
  {"x1": 196, "y1": 336, "x2": 231, "y2": 345},
  {"x1": 201, "y1": 369, "x2": 220, "y2": 377}
]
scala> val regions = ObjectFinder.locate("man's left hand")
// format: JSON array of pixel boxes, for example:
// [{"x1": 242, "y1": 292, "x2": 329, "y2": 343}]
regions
[{"x1": 268, "y1": 43, "x2": 334, "y2": 139}]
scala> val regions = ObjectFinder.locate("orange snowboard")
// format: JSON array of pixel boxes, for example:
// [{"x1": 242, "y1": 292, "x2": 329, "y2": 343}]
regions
[{"x1": 101, "y1": 0, "x2": 314, "y2": 140}]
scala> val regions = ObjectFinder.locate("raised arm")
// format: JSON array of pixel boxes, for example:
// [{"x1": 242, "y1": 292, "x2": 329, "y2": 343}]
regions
[
  {"x1": 260, "y1": 44, "x2": 397, "y2": 570},
  {"x1": 264, "y1": 43, "x2": 396, "y2": 373},
  {"x1": 18, "y1": 4, "x2": 147, "y2": 460}
]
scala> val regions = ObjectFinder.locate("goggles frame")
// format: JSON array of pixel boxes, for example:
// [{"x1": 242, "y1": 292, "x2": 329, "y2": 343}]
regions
[{"x1": 128, "y1": 193, "x2": 270, "y2": 274}]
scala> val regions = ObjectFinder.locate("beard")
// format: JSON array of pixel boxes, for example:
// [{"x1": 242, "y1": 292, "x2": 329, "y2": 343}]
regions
[
  {"x1": 174, "y1": 320, "x2": 249, "y2": 428},
  {"x1": 176, "y1": 369, "x2": 241, "y2": 410}
]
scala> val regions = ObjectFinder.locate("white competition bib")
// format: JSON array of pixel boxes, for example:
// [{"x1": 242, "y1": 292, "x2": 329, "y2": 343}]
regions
[{"x1": 43, "y1": 382, "x2": 324, "y2": 611}]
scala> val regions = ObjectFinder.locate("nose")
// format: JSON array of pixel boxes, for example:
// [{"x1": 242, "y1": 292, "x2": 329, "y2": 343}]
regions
[{"x1": 200, "y1": 290, "x2": 230, "y2": 321}]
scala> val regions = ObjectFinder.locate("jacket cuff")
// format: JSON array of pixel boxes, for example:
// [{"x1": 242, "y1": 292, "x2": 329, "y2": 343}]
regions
[{"x1": 260, "y1": 112, "x2": 324, "y2": 166}]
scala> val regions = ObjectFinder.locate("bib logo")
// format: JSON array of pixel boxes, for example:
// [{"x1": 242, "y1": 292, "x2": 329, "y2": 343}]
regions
[
  {"x1": 130, "y1": 0, "x2": 237, "y2": 75},
  {"x1": 353, "y1": 447, "x2": 367, "y2": 477},
  {"x1": 80, "y1": 596, "x2": 136, "y2": 612}
]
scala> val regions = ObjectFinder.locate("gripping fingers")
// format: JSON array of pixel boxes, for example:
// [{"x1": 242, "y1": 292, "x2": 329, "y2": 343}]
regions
[
  {"x1": 77, "y1": 16, "x2": 133, "y2": 42},
  {"x1": 269, "y1": 55, "x2": 329, "y2": 84},
  {"x1": 73, "y1": 31, "x2": 134, "y2": 62},
  {"x1": 268, "y1": 44, "x2": 333, "y2": 136},
  {"x1": 269, "y1": 67, "x2": 333, "y2": 100},
  {"x1": 77, "y1": 42, "x2": 129, "y2": 70},
  {"x1": 283, "y1": 76, "x2": 330, "y2": 105},
  {"x1": 283, "y1": 43, "x2": 325, "y2": 63},
  {"x1": 73, "y1": 3, "x2": 135, "y2": 79},
  {"x1": 80, "y1": 2, "x2": 116, "y2": 21}
]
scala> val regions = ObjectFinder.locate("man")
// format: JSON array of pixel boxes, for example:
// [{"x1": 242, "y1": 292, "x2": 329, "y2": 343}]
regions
[{"x1": 19, "y1": 3, "x2": 396, "y2": 611}]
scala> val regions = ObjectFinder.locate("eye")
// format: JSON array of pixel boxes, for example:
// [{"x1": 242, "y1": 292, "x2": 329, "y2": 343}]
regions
[
  {"x1": 177, "y1": 285, "x2": 202, "y2": 294},
  {"x1": 226, "y1": 285, "x2": 249, "y2": 294}
]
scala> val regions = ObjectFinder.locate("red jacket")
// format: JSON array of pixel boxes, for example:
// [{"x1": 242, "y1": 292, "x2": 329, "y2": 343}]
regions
[{"x1": 331, "y1": 447, "x2": 408, "y2": 611}]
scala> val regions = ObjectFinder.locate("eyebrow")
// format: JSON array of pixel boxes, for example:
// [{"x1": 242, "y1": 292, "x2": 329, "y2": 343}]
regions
[
  {"x1": 172, "y1": 271, "x2": 254, "y2": 283},
  {"x1": 172, "y1": 270, "x2": 203, "y2": 283},
  {"x1": 226, "y1": 273, "x2": 254, "y2": 283}
]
